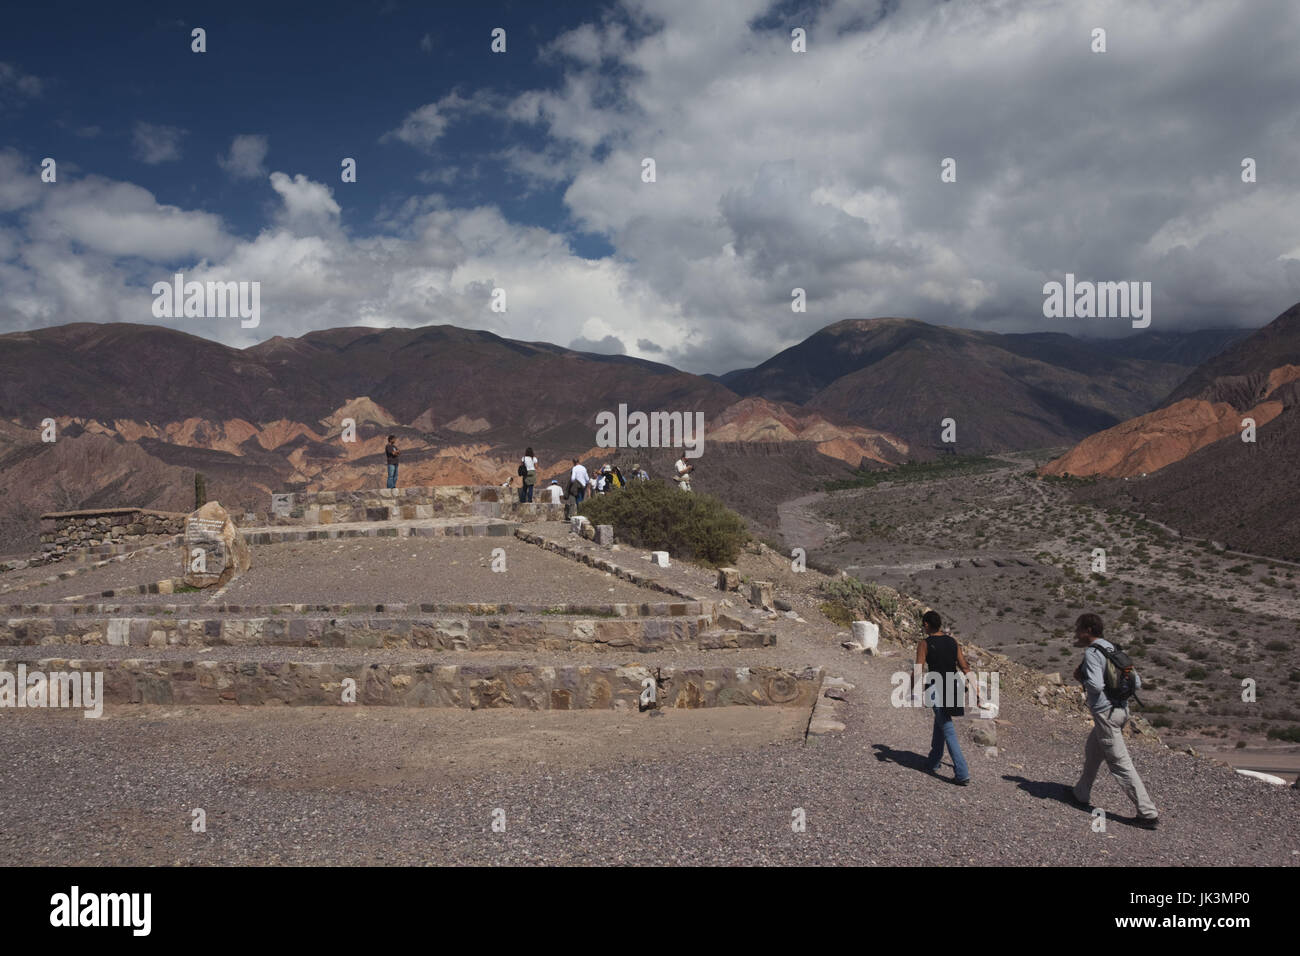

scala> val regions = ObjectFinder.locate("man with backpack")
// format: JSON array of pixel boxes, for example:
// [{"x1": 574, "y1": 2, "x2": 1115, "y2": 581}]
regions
[{"x1": 1067, "y1": 613, "x2": 1159, "y2": 828}]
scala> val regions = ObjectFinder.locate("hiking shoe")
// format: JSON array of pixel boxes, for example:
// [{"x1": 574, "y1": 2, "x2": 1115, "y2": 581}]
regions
[
  {"x1": 1135, "y1": 816, "x2": 1159, "y2": 830},
  {"x1": 1064, "y1": 786, "x2": 1092, "y2": 810},
  {"x1": 955, "y1": 777, "x2": 971, "y2": 786}
]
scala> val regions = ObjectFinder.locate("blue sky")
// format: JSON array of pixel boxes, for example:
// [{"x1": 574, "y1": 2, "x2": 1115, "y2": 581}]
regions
[
  {"x1": 5, "y1": 1, "x2": 616, "y2": 255},
  {"x1": 3, "y1": 0, "x2": 1300, "y2": 374}
]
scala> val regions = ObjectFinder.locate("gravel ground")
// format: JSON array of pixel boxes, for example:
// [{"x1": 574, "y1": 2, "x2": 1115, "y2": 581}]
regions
[{"x1": 0, "y1": 657, "x2": 1293, "y2": 866}]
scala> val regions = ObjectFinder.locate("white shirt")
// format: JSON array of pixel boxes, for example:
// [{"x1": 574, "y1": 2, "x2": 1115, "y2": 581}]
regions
[
  {"x1": 522, "y1": 456, "x2": 537, "y2": 472},
  {"x1": 545, "y1": 484, "x2": 563, "y2": 504},
  {"x1": 570, "y1": 463, "x2": 590, "y2": 487}
]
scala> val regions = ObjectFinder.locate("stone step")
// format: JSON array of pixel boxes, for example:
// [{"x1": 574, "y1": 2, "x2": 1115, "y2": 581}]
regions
[
  {"x1": 0, "y1": 614, "x2": 774, "y2": 652},
  {"x1": 0, "y1": 649, "x2": 821, "y2": 710}
]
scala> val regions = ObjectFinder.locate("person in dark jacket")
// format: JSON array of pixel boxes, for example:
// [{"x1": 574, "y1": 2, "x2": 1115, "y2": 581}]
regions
[
  {"x1": 385, "y1": 435, "x2": 399, "y2": 489},
  {"x1": 913, "y1": 610, "x2": 981, "y2": 785}
]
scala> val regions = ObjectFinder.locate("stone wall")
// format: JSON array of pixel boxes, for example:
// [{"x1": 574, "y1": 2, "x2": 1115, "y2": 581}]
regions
[
  {"x1": 26, "y1": 508, "x2": 186, "y2": 568},
  {"x1": 258, "y1": 486, "x2": 564, "y2": 525},
  {"x1": 0, "y1": 656, "x2": 823, "y2": 710}
]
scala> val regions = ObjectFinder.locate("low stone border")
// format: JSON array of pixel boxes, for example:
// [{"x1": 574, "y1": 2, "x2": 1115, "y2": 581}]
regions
[
  {"x1": 514, "y1": 528, "x2": 709, "y2": 604},
  {"x1": 0, "y1": 656, "x2": 823, "y2": 710},
  {"x1": 0, "y1": 540, "x2": 181, "y2": 595},
  {"x1": 242, "y1": 522, "x2": 519, "y2": 545},
  {"x1": 0, "y1": 613, "x2": 772, "y2": 653},
  {"x1": 8, "y1": 598, "x2": 718, "y2": 618}
]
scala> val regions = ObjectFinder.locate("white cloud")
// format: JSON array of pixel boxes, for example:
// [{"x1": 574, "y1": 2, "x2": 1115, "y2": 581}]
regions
[
  {"x1": 268, "y1": 172, "x2": 342, "y2": 236},
  {"x1": 0, "y1": 62, "x2": 43, "y2": 106},
  {"x1": 381, "y1": 91, "x2": 499, "y2": 150},
  {"x1": 218, "y1": 134, "x2": 269, "y2": 180},
  {"x1": 131, "y1": 122, "x2": 186, "y2": 164},
  {"x1": 33, "y1": 177, "x2": 231, "y2": 260}
]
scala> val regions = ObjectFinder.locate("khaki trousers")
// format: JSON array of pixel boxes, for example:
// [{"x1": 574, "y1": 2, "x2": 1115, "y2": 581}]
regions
[{"x1": 1073, "y1": 705, "x2": 1158, "y2": 820}]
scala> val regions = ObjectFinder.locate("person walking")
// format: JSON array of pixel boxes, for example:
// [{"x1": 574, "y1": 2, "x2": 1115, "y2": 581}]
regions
[
  {"x1": 913, "y1": 610, "x2": 979, "y2": 785},
  {"x1": 568, "y1": 458, "x2": 589, "y2": 511},
  {"x1": 519, "y1": 447, "x2": 539, "y2": 503},
  {"x1": 1068, "y1": 613, "x2": 1159, "y2": 828},
  {"x1": 384, "y1": 435, "x2": 400, "y2": 489}
]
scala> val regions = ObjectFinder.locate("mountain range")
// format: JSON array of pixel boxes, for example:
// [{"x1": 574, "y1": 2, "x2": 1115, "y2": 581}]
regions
[
  {"x1": 1043, "y1": 302, "x2": 1300, "y2": 559},
  {"x1": 0, "y1": 317, "x2": 1255, "y2": 554}
]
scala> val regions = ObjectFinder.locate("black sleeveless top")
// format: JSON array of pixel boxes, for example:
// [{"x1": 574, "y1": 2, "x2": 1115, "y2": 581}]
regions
[{"x1": 923, "y1": 633, "x2": 965, "y2": 716}]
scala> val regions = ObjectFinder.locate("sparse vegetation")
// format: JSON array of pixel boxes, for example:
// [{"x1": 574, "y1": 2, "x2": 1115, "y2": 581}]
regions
[{"x1": 578, "y1": 480, "x2": 749, "y2": 567}]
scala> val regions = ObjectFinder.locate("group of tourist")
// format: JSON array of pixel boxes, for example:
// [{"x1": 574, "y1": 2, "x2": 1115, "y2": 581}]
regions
[
  {"x1": 916, "y1": 609, "x2": 1158, "y2": 827},
  {"x1": 380, "y1": 438, "x2": 694, "y2": 505}
]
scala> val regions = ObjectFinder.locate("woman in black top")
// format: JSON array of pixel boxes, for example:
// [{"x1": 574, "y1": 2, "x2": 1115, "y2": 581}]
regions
[{"x1": 913, "y1": 610, "x2": 981, "y2": 785}]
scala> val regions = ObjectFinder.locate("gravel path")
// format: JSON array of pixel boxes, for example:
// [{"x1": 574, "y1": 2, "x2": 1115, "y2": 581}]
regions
[{"x1": 0, "y1": 669, "x2": 1292, "y2": 865}]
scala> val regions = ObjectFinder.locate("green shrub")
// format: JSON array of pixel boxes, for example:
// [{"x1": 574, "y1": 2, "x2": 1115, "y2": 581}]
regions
[
  {"x1": 1266, "y1": 726, "x2": 1300, "y2": 743},
  {"x1": 577, "y1": 480, "x2": 749, "y2": 567},
  {"x1": 818, "y1": 576, "x2": 900, "y2": 626}
]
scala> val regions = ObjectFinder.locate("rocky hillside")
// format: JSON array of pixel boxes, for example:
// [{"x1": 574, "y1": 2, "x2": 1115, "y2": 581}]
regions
[
  {"x1": 0, "y1": 324, "x2": 909, "y2": 554},
  {"x1": 719, "y1": 318, "x2": 1236, "y2": 452},
  {"x1": 1042, "y1": 302, "x2": 1300, "y2": 479}
]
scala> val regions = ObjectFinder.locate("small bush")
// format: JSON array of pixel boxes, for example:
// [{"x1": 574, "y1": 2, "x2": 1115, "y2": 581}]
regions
[
  {"x1": 577, "y1": 480, "x2": 749, "y2": 567},
  {"x1": 819, "y1": 576, "x2": 900, "y2": 626}
]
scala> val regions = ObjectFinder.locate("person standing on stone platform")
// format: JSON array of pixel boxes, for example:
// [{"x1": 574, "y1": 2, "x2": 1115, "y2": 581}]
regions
[
  {"x1": 519, "y1": 447, "x2": 539, "y2": 503},
  {"x1": 385, "y1": 435, "x2": 400, "y2": 489}
]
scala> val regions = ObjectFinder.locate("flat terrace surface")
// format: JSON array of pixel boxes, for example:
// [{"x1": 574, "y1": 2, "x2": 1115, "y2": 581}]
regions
[
  {"x1": 8, "y1": 537, "x2": 672, "y2": 607},
  {"x1": 0, "y1": 549, "x2": 179, "y2": 599},
  {"x1": 218, "y1": 537, "x2": 667, "y2": 606}
]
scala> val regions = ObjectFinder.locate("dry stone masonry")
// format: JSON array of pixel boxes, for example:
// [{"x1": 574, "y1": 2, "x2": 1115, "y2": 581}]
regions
[
  {"x1": 262, "y1": 485, "x2": 563, "y2": 526},
  {"x1": 31, "y1": 508, "x2": 186, "y2": 567}
]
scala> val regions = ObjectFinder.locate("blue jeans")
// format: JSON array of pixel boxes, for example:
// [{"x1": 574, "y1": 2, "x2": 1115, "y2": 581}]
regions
[
  {"x1": 386, "y1": 463, "x2": 398, "y2": 489},
  {"x1": 927, "y1": 708, "x2": 969, "y2": 781},
  {"x1": 573, "y1": 488, "x2": 585, "y2": 510}
]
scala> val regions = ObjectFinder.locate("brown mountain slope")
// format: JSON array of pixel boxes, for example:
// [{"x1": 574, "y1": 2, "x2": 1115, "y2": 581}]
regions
[
  {"x1": 1042, "y1": 302, "x2": 1300, "y2": 478},
  {"x1": 721, "y1": 318, "x2": 1203, "y2": 452},
  {"x1": 1072, "y1": 383, "x2": 1300, "y2": 560},
  {"x1": 1161, "y1": 301, "x2": 1300, "y2": 407}
]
